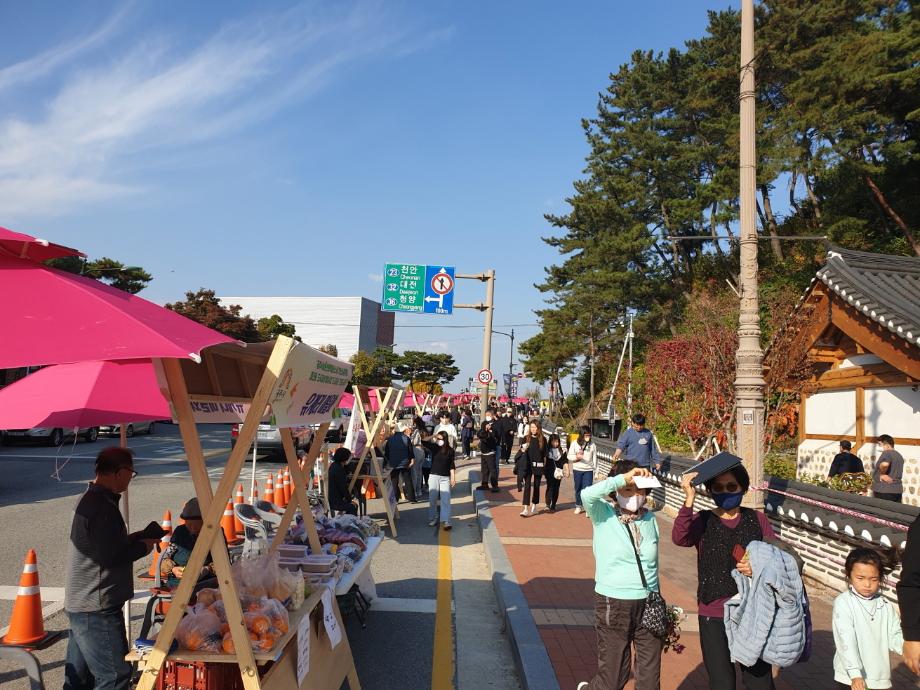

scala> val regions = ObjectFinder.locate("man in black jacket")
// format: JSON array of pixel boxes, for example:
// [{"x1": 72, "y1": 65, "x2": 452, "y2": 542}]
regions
[
  {"x1": 496, "y1": 408, "x2": 516, "y2": 464},
  {"x1": 477, "y1": 419, "x2": 500, "y2": 492},
  {"x1": 328, "y1": 447, "x2": 358, "y2": 515},
  {"x1": 64, "y1": 447, "x2": 157, "y2": 690},
  {"x1": 827, "y1": 440, "x2": 864, "y2": 478},
  {"x1": 898, "y1": 515, "x2": 920, "y2": 675},
  {"x1": 384, "y1": 422, "x2": 417, "y2": 503}
]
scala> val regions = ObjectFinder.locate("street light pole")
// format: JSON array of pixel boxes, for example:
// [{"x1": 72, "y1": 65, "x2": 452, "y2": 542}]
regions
[
  {"x1": 736, "y1": 0, "x2": 765, "y2": 509},
  {"x1": 456, "y1": 269, "x2": 496, "y2": 415}
]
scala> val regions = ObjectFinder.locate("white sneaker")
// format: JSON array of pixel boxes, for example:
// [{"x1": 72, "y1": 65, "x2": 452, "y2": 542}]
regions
[
  {"x1": 520, "y1": 508, "x2": 529, "y2": 517},
  {"x1": 574, "y1": 506, "x2": 583, "y2": 515},
  {"x1": 442, "y1": 522, "x2": 452, "y2": 530},
  {"x1": 428, "y1": 519, "x2": 438, "y2": 526},
  {"x1": 577, "y1": 683, "x2": 589, "y2": 690},
  {"x1": 529, "y1": 504, "x2": 537, "y2": 515}
]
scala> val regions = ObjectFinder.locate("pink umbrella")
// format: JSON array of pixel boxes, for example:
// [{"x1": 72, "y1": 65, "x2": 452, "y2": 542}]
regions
[
  {"x1": 0, "y1": 359, "x2": 169, "y2": 429},
  {"x1": 0, "y1": 226, "x2": 83, "y2": 262},
  {"x1": 0, "y1": 254, "x2": 235, "y2": 368}
]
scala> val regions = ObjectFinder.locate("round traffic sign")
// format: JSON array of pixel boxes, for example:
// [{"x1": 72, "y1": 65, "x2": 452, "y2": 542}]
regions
[
  {"x1": 431, "y1": 271, "x2": 454, "y2": 295},
  {"x1": 477, "y1": 369, "x2": 493, "y2": 385}
]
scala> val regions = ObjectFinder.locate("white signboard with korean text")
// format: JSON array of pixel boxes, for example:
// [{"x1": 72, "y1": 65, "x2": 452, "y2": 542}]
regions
[{"x1": 268, "y1": 342, "x2": 354, "y2": 428}]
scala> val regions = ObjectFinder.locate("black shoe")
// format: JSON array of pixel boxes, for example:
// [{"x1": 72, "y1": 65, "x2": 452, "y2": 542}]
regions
[
  {"x1": 477, "y1": 485, "x2": 488, "y2": 490},
  {"x1": 491, "y1": 487, "x2": 500, "y2": 493}
]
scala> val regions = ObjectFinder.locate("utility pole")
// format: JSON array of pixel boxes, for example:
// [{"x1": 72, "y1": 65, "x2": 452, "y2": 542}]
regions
[
  {"x1": 736, "y1": 0, "x2": 765, "y2": 510},
  {"x1": 509, "y1": 328, "x2": 515, "y2": 399},
  {"x1": 456, "y1": 269, "x2": 495, "y2": 415}
]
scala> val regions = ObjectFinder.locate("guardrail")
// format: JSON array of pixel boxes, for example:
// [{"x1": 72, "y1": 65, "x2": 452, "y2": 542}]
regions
[{"x1": 543, "y1": 421, "x2": 917, "y2": 598}]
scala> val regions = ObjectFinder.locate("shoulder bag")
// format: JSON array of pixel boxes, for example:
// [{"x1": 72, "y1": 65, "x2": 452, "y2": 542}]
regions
[{"x1": 622, "y1": 519, "x2": 668, "y2": 638}]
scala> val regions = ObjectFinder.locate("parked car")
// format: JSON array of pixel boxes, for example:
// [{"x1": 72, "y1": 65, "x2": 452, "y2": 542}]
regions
[
  {"x1": 98, "y1": 421, "x2": 157, "y2": 437},
  {"x1": 1, "y1": 426, "x2": 99, "y2": 446},
  {"x1": 230, "y1": 414, "x2": 348, "y2": 458}
]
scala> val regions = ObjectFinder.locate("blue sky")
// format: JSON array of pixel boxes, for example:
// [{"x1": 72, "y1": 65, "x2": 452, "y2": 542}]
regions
[{"x1": 1, "y1": 0, "x2": 736, "y2": 393}]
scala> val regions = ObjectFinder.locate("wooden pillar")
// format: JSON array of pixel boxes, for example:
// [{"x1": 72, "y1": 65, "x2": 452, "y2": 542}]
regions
[
  {"x1": 798, "y1": 392, "x2": 807, "y2": 445},
  {"x1": 855, "y1": 386, "x2": 865, "y2": 450}
]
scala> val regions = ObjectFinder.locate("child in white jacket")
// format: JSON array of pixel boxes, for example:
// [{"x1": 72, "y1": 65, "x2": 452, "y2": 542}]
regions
[{"x1": 832, "y1": 547, "x2": 903, "y2": 690}]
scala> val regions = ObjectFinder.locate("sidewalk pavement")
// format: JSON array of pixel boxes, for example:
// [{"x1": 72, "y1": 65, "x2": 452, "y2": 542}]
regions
[{"x1": 477, "y1": 464, "x2": 916, "y2": 690}]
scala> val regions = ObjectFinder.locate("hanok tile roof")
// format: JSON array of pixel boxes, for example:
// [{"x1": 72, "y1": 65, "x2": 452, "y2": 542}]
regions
[{"x1": 817, "y1": 245, "x2": 920, "y2": 347}]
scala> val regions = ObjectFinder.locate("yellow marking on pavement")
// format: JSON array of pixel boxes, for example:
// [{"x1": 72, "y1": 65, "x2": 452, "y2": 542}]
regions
[{"x1": 431, "y1": 525, "x2": 454, "y2": 690}]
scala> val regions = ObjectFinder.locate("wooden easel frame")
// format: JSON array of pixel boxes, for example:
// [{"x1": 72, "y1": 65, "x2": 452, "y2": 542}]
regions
[
  {"x1": 137, "y1": 337, "x2": 360, "y2": 690},
  {"x1": 346, "y1": 385, "x2": 405, "y2": 537}
]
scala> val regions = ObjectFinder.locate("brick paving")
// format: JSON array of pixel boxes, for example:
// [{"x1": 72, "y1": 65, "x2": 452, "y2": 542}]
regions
[{"x1": 481, "y1": 464, "x2": 917, "y2": 690}]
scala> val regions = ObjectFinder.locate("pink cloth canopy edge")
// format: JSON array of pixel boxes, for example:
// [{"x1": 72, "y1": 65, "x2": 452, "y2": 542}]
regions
[
  {"x1": 0, "y1": 226, "x2": 84, "y2": 261},
  {"x1": 0, "y1": 359, "x2": 170, "y2": 429},
  {"x1": 0, "y1": 253, "x2": 236, "y2": 369}
]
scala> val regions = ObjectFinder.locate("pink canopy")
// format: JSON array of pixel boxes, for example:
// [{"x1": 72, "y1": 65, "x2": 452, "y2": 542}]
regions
[
  {"x1": 0, "y1": 226, "x2": 84, "y2": 262},
  {"x1": 0, "y1": 359, "x2": 170, "y2": 429},
  {"x1": 0, "y1": 254, "x2": 235, "y2": 369}
]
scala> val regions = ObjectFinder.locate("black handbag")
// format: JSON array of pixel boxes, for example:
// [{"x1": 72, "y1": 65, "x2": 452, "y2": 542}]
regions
[{"x1": 622, "y1": 520, "x2": 669, "y2": 638}]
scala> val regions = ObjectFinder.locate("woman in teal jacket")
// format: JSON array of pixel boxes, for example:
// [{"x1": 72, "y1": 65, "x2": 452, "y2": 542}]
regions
[{"x1": 576, "y1": 461, "x2": 663, "y2": 690}]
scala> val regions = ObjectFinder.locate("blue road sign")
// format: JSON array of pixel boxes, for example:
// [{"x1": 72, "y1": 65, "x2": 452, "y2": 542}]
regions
[{"x1": 422, "y1": 266, "x2": 455, "y2": 315}]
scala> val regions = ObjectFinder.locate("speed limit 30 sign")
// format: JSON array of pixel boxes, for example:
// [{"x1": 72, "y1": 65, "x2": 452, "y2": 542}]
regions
[{"x1": 477, "y1": 369, "x2": 494, "y2": 385}]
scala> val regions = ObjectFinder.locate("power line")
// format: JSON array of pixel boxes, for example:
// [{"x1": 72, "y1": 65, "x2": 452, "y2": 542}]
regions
[{"x1": 282, "y1": 321, "x2": 539, "y2": 329}]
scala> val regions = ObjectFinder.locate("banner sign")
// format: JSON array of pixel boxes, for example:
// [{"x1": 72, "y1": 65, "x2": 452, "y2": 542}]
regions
[{"x1": 268, "y1": 342, "x2": 354, "y2": 428}]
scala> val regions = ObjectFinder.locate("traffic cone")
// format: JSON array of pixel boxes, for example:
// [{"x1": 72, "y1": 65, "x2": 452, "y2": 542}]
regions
[
  {"x1": 282, "y1": 469, "x2": 292, "y2": 504},
  {"x1": 250, "y1": 481, "x2": 259, "y2": 503},
  {"x1": 2, "y1": 550, "x2": 47, "y2": 646},
  {"x1": 274, "y1": 471, "x2": 285, "y2": 507},
  {"x1": 234, "y1": 484, "x2": 245, "y2": 535},
  {"x1": 221, "y1": 501, "x2": 236, "y2": 544},
  {"x1": 263, "y1": 474, "x2": 274, "y2": 503},
  {"x1": 147, "y1": 510, "x2": 172, "y2": 577}
]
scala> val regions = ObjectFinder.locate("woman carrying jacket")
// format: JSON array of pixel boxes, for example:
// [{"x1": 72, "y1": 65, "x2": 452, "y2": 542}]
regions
[
  {"x1": 672, "y1": 464, "x2": 777, "y2": 690},
  {"x1": 576, "y1": 461, "x2": 663, "y2": 690},
  {"x1": 516, "y1": 420, "x2": 548, "y2": 516},
  {"x1": 567, "y1": 427, "x2": 598, "y2": 515}
]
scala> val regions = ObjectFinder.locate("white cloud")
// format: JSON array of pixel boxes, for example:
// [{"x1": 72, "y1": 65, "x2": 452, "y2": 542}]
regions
[
  {"x1": 428, "y1": 341, "x2": 449, "y2": 351},
  {"x1": 0, "y1": 3, "x2": 450, "y2": 218},
  {"x1": 368, "y1": 272, "x2": 383, "y2": 282}
]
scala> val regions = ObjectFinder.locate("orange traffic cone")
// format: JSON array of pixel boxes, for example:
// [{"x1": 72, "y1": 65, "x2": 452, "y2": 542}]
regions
[
  {"x1": 274, "y1": 471, "x2": 285, "y2": 507},
  {"x1": 147, "y1": 509, "x2": 172, "y2": 577},
  {"x1": 2, "y1": 550, "x2": 48, "y2": 646},
  {"x1": 250, "y1": 481, "x2": 260, "y2": 503},
  {"x1": 282, "y1": 469, "x2": 291, "y2": 504},
  {"x1": 264, "y1": 474, "x2": 274, "y2": 503},
  {"x1": 221, "y1": 501, "x2": 236, "y2": 544},
  {"x1": 234, "y1": 484, "x2": 245, "y2": 535}
]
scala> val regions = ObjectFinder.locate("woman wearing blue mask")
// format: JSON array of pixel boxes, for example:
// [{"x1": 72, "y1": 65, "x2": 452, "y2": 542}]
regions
[{"x1": 672, "y1": 465, "x2": 777, "y2": 690}]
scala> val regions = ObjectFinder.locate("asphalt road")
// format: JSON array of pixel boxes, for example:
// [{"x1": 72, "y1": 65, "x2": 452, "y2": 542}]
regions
[{"x1": 0, "y1": 426, "x2": 519, "y2": 689}]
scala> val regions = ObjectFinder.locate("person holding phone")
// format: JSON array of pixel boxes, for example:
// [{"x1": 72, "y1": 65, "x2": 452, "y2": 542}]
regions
[{"x1": 672, "y1": 459, "x2": 778, "y2": 689}]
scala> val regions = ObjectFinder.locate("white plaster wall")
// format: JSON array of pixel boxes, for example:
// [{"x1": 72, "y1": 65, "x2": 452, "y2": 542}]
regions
[
  {"x1": 796, "y1": 438, "x2": 839, "y2": 478},
  {"x1": 865, "y1": 386, "x2": 920, "y2": 440},
  {"x1": 804, "y1": 389, "x2": 856, "y2": 435},
  {"x1": 838, "y1": 354, "x2": 883, "y2": 369}
]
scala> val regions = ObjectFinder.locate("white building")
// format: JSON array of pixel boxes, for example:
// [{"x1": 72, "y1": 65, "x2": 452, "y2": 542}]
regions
[{"x1": 221, "y1": 296, "x2": 394, "y2": 362}]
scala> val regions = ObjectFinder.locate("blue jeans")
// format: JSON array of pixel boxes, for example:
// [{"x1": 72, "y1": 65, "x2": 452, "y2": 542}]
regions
[
  {"x1": 64, "y1": 609, "x2": 131, "y2": 690},
  {"x1": 428, "y1": 474, "x2": 452, "y2": 524},
  {"x1": 573, "y1": 470, "x2": 594, "y2": 507}
]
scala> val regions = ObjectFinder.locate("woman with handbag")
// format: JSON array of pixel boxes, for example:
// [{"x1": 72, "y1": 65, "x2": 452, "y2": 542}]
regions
[
  {"x1": 515, "y1": 420, "x2": 548, "y2": 516},
  {"x1": 577, "y1": 461, "x2": 664, "y2": 690},
  {"x1": 543, "y1": 433, "x2": 567, "y2": 512}
]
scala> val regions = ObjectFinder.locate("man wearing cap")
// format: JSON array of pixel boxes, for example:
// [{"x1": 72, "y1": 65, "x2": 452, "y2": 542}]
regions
[
  {"x1": 612, "y1": 414, "x2": 661, "y2": 471},
  {"x1": 827, "y1": 440, "x2": 864, "y2": 478},
  {"x1": 159, "y1": 498, "x2": 216, "y2": 588},
  {"x1": 384, "y1": 422, "x2": 417, "y2": 503},
  {"x1": 64, "y1": 447, "x2": 158, "y2": 690}
]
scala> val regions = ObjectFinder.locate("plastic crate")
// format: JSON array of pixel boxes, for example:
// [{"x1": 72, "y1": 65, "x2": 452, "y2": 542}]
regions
[{"x1": 155, "y1": 660, "x2": 246, "y2": 690}]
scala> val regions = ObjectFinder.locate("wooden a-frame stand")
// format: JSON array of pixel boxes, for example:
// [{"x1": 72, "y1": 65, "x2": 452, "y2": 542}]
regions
[
  {"x1": 346, "y1": 385, "x2": 405, "y2": 537},
  {"x1": 136, "y1": 337, "x2": 360, "y2": 690}
]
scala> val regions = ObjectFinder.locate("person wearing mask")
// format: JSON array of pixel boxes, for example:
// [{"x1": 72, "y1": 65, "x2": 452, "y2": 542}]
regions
[
  {"x1": 497, "y1": 408, "x2": 516, "y2": 465},
  {"x1": 672, "y1": 457, "x2": 778, "y2": 689},
  {"x1": 477, "y1": 418, "x2": 501, "y2": 493},
  {"x1": 872, "y1": 434, "x2": 904, "y2": 503},
  {"x1": 328, "y1": 447, "x2": 359, "y2": 516},
  {"x1": 460, "y1": 408, "x2": 475, "y2": 459},
  {"x1": 576, "y1": 462, "x2": 662, "y2": 690},
  {"x1": 64, "y1": 447, "x2": 158, "y2": 690},
  {"x1": 898, "y1": 514, "x2": 920, "y2": 675},
  {"x1": 828, "y1": 440, "x2": 864, "y2": 478},
  {"x1": 612, "y1": 414, "x2": 661, "y2": 470},
  {"x1": 568, "y1": 427, "x2": 598, "y2": 515},
  {"x1": 517, "y1": 420, "x2": 548, "y2": 516},
  {"x1": 420, "y1": 430, "x2": 457, "y2": 529},
  {"x1": 544, "y1": 433, "x2": 568, "y2": 512},
  {"x1": 517, "y1": 414, "x2": 530, "y2": 446},
  {"x1": 434, "y1": 412, "x2": 459, "y2": 450},
  {"x1": 383, "y1": 422, "x2": 417, "y2": 503},
  {"x1": 410, "y1": 417, "x2": 428, "y2": 498},
  {"x1": 159, "y1": 498, "x2": 217, "y2": 589}
]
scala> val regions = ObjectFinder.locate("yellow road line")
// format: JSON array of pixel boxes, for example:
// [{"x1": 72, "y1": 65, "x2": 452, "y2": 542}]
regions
[{"x1": 431, "y1": 526, "x2": 454, "y2": 690}]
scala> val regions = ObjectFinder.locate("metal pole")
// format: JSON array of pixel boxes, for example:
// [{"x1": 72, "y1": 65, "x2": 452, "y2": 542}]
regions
[
  {"x1": 627, "y1": 314, "x2": 634, "y2": 419},
  {"x1": 480, "y1": 270, "x2": 495, "y2": 413},
  {"x1": 736, "y1": 0, "x2": 765, "y2": 509},
  {"x1": 507, "y1": 328, "x2": 515, "y2": 400}
]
